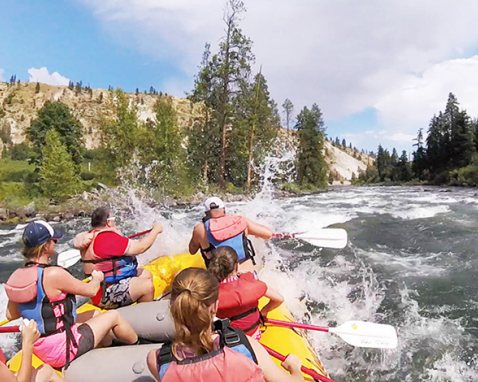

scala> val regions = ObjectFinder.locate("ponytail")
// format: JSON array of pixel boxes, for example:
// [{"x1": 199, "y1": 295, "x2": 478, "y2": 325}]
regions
[
  {"x1": 208, "y1": 246, "x2": 238, "y2": 282},
  {"x1": 170, "y1": 268, "x2": 219, "y2": 356}
]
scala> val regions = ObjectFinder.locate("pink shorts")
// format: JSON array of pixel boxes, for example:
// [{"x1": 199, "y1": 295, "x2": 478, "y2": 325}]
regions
[{"x1": 33, "y1": 323, "x2": 94, "y2": 369}]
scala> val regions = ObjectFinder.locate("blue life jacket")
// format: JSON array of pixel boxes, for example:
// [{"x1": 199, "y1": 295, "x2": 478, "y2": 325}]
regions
[
  {"x1": 203, "y1": 215, "x2": 255, "y2": 264},
  {"x1": 7, "y1": 263, "x2": 78, "y2": 367}
]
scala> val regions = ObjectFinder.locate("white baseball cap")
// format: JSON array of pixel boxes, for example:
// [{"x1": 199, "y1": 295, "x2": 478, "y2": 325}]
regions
[{"x1": 204, "y1": 197, "x2": 225, "y2": 212}]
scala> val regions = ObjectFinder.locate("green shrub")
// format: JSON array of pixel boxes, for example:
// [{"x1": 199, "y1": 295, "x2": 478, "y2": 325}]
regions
[
  {"x1": 80, "y1": 172, "x2": 95, "y2": 181},
  {"x1": 10, "y1": 143, "x2": 34, "y2": 161},
  {"x1": 450, "y1": 165, "x2": 478, "y2": 186}
]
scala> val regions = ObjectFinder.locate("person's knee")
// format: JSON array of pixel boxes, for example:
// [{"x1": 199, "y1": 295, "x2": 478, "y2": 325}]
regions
[
  {"x1": 104, "y1": 309, "x2": 121, "y2": 323},
  {"x1": 142, "y1": 269, "x2": 152, "y2": 279}
]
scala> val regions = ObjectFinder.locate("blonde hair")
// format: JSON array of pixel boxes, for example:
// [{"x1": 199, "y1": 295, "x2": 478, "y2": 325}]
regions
[
  {"x1": 170, "y1": 268, "x2": 219, "y2": 356},
  {"x1": 208, "y1": 246, "x2": 238, "y2": 282},
  {"x1": 22, "y1": 242, "x2": 49, "y2": 260}
]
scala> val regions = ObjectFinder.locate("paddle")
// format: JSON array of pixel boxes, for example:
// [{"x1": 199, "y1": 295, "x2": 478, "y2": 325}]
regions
[
  {"x1": 263, "y1": 345, "x2": 335, "y2": 382},
  {"x1": 57, "y1": 229, "x2": 152, "y2": 268},
  {"x1": 0, "y1": 325, "x2": 20, "y2": 333},
  {"x1": 272, "y1": 228, "x2": 347, "y2": 249},
  {"x1": 266, "y1": 318, "x2": 398, "y2": 349}
]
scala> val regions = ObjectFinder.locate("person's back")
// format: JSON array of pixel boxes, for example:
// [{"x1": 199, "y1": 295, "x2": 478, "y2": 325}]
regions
[
  {"x1": 208, "y1": 247, "x2": 284, "y2": 339},
  {"x1": 147, "y1": 268, "x2": 304, "y2": 382},
  {"x1": 73, "y1": 206, "x2": 162, "y2": 309},
  {"x1": 189, "y1": 197, "x2": 273, "y2": 271}
]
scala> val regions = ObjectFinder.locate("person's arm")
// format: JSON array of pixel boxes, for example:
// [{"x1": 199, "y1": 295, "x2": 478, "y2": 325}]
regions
[
  {"x1": 245, "y1": 218, "x2": 273, "y2": 240},
  {"x1": 16, "y1": 320, "x2": 40, "y2": 382},
  {"x1": 248, "y1": 338, "x2": 304, "y2": 382},
  {"x1": 260, "y1": 286, "x2": 284, "y2": 318},
  {"x1": 6, "y1": 301, "x2": 21, "y2": 321},
  {"x1": 188, "y1": 224, "x2": 204, "y2": 254},
  {"x1": 146, "y1": 349, "x2": 161, "y2": 381},
  {"x1": 47, "y1": 267, "x2": 103, "y2": 298},
  {"x1": 125, "y1": 224, "x2": 163, "y2": 256}
]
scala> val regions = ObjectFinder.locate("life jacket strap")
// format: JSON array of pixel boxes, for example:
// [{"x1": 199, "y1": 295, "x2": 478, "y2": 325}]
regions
[{"x1": 228, "y1": 307, "x2": 258, "y2": 321}]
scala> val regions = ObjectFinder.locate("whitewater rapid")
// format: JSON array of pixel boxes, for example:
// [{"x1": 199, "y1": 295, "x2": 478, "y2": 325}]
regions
[{"x1": 1, "y1": 186, "x2": 477, "y2": 381}]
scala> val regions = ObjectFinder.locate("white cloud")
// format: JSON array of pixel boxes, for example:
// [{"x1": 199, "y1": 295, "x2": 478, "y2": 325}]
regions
[
  {"x1": 375, "y1": 56, "x2": 478, "y2": 146},
  {"x1": 28, "y1": 67, "x2": 70, "y2": 86},
  {"x1": 78, "y1": 0, "x2": 478, "y2": 150}
]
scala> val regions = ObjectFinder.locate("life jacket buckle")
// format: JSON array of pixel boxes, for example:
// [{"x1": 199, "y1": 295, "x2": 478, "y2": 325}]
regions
[{"x1": 224, "y1": 332, "x2": 241, "y2": 346}]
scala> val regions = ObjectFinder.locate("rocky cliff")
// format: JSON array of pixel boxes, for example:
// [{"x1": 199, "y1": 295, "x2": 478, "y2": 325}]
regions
[{"x1": 0, "y1": 81, "x2": 372, "y2": 181}]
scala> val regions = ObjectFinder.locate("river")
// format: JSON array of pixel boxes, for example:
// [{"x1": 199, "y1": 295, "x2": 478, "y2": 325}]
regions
[{"x1": 1, "y1": 186, "x2": 477, "y2": 381}]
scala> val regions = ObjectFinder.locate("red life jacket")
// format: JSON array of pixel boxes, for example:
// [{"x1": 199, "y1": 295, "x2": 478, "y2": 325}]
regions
[
  {"x1": 216, "y1": 272, "x2": 267, "y2": 336},
  {"x1": 157, "y1": 321, "x2": 264, "y2": 382},
  {"x1": 76, "y1": 227, "x2": 137, "y2": 305}
]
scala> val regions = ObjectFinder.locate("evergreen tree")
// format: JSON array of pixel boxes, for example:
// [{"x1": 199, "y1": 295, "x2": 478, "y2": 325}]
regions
[
  {"x1": 229, "y1": 71, "x2": 279, "y2": 189},
  {"x1": 188, "y1": 43, "x2": 221, "y2": 185},
  {"x1": 445, "y1": 93, "x2": 475, "y2": 168},
  {"x1": 35, "y1": 82, "x2": 40, "y2": 93},
  {"x1": 137, "y1": 97, "x2": 189, "y2": 193},
  {"x1": 213, "y1": 0, "x2": 254, "y2": 188},
  {"x1": 396, "y1": 150, "x2": 412, "y2": 181},
  {"x1": 341, "y1": 138, "x2": 346, "y2": 148},
  {"x1": 282, "y1": 98, "x2": 294, "y2": 131},
  {"x1": 39, "y1": 130, "x2": 80, "y2": 201},
  {"x1": 188, "y1": 1, "x2": 255, "y2": 189},
  {"x1": 295, "y1": 104, "x2": 327, "y2": 188},
  {"x1": 99, "y1": 89, "x2": 139, "y2": 170},
  {"x1": 412, "y1": 128, "x2": 427, "y2": 180},
  {"x1": 27, "y1": 101, "x2": 83, "y2": 166}
]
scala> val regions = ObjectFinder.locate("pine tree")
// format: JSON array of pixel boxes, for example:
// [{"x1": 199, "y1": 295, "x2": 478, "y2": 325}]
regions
[
  {"x1": 137, "y1": 97, "x2": 189, "y2": 193},
  {"x1": 412, "y1": 128, "x2": 427, "y2": 180},
  {"x1": 282, "y1": 98, "x2": 294, "y2": 131},
  {"x1": 39, "y1": 130, "x2": 80, "y2": 201},
  {"x1": 35, "y1": 82, "x2": 40, "y2": 93},
  {"x1": 99, "y1": 89, "x2": 139, "y2": 170},
  {"x1": 396, "y1": 150, "x2": 412, "y2": 181},
  {"x1": 214, "y1": 0, "x2": 254, "y2": 188},
  {"x1": 295, "y1": 104, "x2": 328, "y2": 188}
]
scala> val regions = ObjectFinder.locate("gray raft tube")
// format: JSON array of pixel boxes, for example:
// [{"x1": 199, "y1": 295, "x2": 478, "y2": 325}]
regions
[{"x1": 65, "y1": 299, "x2": 174, "y2": 382}]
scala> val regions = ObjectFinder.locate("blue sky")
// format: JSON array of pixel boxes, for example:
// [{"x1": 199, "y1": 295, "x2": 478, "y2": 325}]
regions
[{"x1": 2, "y1": 0, "x2": 478, "y2": 153}]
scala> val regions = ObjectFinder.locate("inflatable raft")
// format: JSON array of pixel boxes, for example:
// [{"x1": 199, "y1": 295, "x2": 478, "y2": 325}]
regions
[{"x1": 6, "y1": 253, "x2": 330, "y2": 381}]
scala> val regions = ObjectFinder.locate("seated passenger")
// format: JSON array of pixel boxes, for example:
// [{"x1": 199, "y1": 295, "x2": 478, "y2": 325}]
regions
[
  {"x1": 208, "y1": 246, "x2": 284, "y2": 339},
  {"x1": 5, "y1": 221, "x2": 138, "y2": 370},
  {"x1": 73, "y1": 206, "x2": 163, "y2": 309},
  {"x1": 146, "y1": 268, "x2": 303, "y2": 382},
  {"x1": 189, "y1": 197, "x2": 273, "y2": 271},
  {"x1": 0, "y1": 320, "x2": 63, "y2": 382}
]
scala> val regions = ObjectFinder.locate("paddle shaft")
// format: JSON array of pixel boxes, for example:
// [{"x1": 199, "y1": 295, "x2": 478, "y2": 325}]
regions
[
  {"x1": 128, "y1": 229, "x2": 152, "y2": 239},
  {"x1": 263, "y1": 345, "x2": 334, "y2": 382},
  {"x1": 0, "y1": 326, "x2": 20, "y2": 333},
  {"x1": 266, "y1": 318, "x2": 329, "y2": 333}
]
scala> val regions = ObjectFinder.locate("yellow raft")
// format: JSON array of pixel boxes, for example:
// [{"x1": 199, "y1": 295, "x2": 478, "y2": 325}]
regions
[{"x1": 7, "y1": 253, "x2": 330, "y2": 381}]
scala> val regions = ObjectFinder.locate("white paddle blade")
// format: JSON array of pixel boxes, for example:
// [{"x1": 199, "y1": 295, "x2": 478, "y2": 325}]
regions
[
  {"x1": 330, "y1": 320, "x2": 398, "y2": 349},
  {"x1": 57, "y1": 249, "x2": 81, "y2": 268},
  {"x1": 296, "y1": 228, "x2": 348, "y2": 249}
]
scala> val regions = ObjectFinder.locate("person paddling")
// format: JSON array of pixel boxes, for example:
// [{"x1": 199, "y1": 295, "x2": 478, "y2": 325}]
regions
[
  {"x1": 73, "y1": 206, "x2": 162, "y2": 309},
  {"x1": 146, "y1": 267, "x2": 304, "y2": 382},
  {"x1": 208, "y1": 246, "x2": 284, "y2": 339},
  {"x1": 5, "y1": 221, "x2": 138, "y2": 370},
  {"x1": 0, "y1": 320, "x2": 63, "y2": 382},
  {"x1": 189, "y1": 197, "x2": 273, "y2": 271}
]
